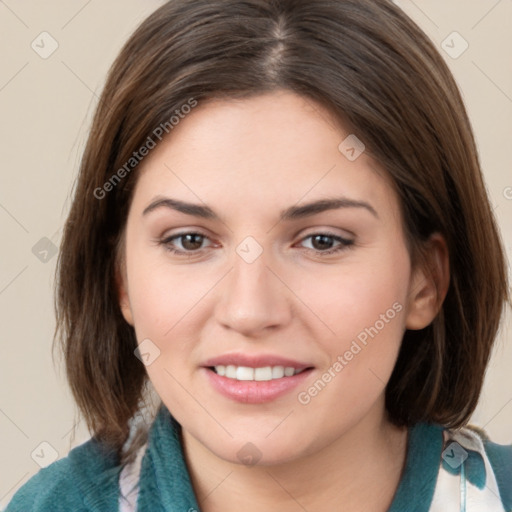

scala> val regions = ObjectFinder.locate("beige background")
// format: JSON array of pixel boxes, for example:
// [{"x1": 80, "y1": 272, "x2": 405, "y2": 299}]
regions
[{"x1": 0, "y1": 0, "x2": 511, "y2": 507}]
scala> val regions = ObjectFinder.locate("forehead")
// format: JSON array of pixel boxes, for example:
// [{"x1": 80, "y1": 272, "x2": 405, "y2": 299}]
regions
[{"x1": 131, "y1": 91, "x2": 399, "y2": 222}]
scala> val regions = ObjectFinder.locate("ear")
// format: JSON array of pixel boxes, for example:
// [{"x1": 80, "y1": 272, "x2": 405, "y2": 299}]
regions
[
  {"x1": 405, "y1": 233, "x2": 450, "y2": 330},
  {"x1": 115, "y1": 258, "x2": 134, "y2": 326}
]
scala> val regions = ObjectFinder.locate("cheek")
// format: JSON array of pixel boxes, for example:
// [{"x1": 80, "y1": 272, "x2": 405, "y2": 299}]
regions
[
  {"x1": 299, "y1": 243, "x2": 410, "y2": 388},
  {"x1": 125, "y1": 254, "x2": 205, "y2": 410},
  {"x1": 126, "y1": 243, "x2": 208, "y2": 338},
  {"x1": 295, "y1": 248, "x2": 410, "y2": 343}
]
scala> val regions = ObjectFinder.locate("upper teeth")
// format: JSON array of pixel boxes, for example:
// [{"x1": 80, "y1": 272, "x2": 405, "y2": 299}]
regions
[{"x1": 214, "y1": 365, "x2": 303, "y2": 381}]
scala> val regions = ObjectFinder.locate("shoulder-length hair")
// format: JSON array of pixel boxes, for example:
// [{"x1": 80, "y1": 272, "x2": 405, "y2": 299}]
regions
[{"x1": 53, "y1": 0, "x2": 510, "y2": 466}]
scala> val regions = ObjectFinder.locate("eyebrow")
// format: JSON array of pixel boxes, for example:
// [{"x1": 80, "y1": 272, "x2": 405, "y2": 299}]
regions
[{"x1": 142, "y1": 196, "x2": 379, "y2": 221}]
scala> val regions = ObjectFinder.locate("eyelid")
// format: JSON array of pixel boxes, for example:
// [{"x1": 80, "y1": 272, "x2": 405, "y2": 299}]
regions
[{"x1": 299, "y1": 226, "x2": 356, "y2": 239}]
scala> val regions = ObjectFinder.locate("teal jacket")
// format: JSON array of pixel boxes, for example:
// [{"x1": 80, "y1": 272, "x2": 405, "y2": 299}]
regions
[{"x1": 5, "y1": 404, "x2": 512, "y2": 511}]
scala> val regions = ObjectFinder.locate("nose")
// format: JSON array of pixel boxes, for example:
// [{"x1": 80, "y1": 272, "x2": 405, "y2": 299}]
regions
[{"x1": 215, "y1": 243, "x2": 292, "y2": 337}]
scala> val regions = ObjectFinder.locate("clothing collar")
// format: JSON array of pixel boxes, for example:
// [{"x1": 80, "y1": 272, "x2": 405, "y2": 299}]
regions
[
  {"x1": 136, "y1": 404, "x2": 444, "y2": 511},
  {"x1": 388, "y1": 421, "x2": 444, "y2": 511},
  {"x1": 136, "y1": 404, "x2": 201, "y2": 511}
]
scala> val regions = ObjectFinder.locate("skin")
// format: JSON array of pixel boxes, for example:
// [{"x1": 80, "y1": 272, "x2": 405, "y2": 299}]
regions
[{"x1": 117, "y1": 90, "x2": 449, "y2": 512}]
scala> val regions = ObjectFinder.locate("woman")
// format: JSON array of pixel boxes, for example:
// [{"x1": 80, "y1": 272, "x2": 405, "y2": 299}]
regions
[{"x1": 6, "y1": 0, "x2": 511, "y2": 510}]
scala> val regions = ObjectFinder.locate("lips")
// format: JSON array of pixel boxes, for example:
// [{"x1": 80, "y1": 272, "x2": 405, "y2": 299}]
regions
[{"x1": 201, "y1": 353, "x2": 315, "y2": 403}]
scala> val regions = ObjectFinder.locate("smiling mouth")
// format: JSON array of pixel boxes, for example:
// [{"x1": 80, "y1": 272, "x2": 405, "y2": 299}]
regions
[{"x1": 209, "y1": 365, "x2": 312, "y2": 381}]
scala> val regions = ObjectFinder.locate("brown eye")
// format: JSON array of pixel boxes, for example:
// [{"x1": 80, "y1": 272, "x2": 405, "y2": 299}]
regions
[
  {"x1": 177, "y1": 233, "x2": 205, "y2": 251},
  {"x1": 310, "y1": 234, "x2": 336, "y2": 251},
  {"x1": 299, "y1": 233, "x2": 354, "y2": 256},
  {"x1": 160, "y1": 232, "x2": 211, "y2": 255}
]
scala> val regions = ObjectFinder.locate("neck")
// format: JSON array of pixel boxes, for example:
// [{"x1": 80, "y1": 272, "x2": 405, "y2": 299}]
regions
[{"x1": 181, "y1": 403, "x2": 408, "y2": 512}]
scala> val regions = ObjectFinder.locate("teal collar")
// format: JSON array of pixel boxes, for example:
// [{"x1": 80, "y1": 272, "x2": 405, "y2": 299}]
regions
[
  {"x1": 137, "y1": 404, "x2": 200, "y2": 511},
  {"x1": 137, "y1": 404, "x2": 444, "y2": 511},
  {"x1": 388, "y1": 421, "x2": 444, "y2": 511}
]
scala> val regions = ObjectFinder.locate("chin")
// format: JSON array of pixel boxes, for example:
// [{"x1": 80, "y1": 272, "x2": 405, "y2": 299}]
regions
[{"x1": 197, "y1": 429, "x2": 315, "y2": 467}]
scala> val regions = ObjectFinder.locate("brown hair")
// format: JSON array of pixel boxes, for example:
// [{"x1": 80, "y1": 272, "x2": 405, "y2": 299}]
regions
[{"x1": 53, "y1": 0, "x2": 510, "y2": 466}]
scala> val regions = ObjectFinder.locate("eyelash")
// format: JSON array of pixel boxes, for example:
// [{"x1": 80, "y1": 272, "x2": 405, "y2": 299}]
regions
[{"x1": 158, "y1": 231, "x2": 354, "y2": 257}]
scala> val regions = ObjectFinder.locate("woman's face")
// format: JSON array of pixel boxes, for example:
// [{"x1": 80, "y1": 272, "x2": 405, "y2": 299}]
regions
[{"x1": 118, "y1": 90, "x2": 431, "y2": 465}]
